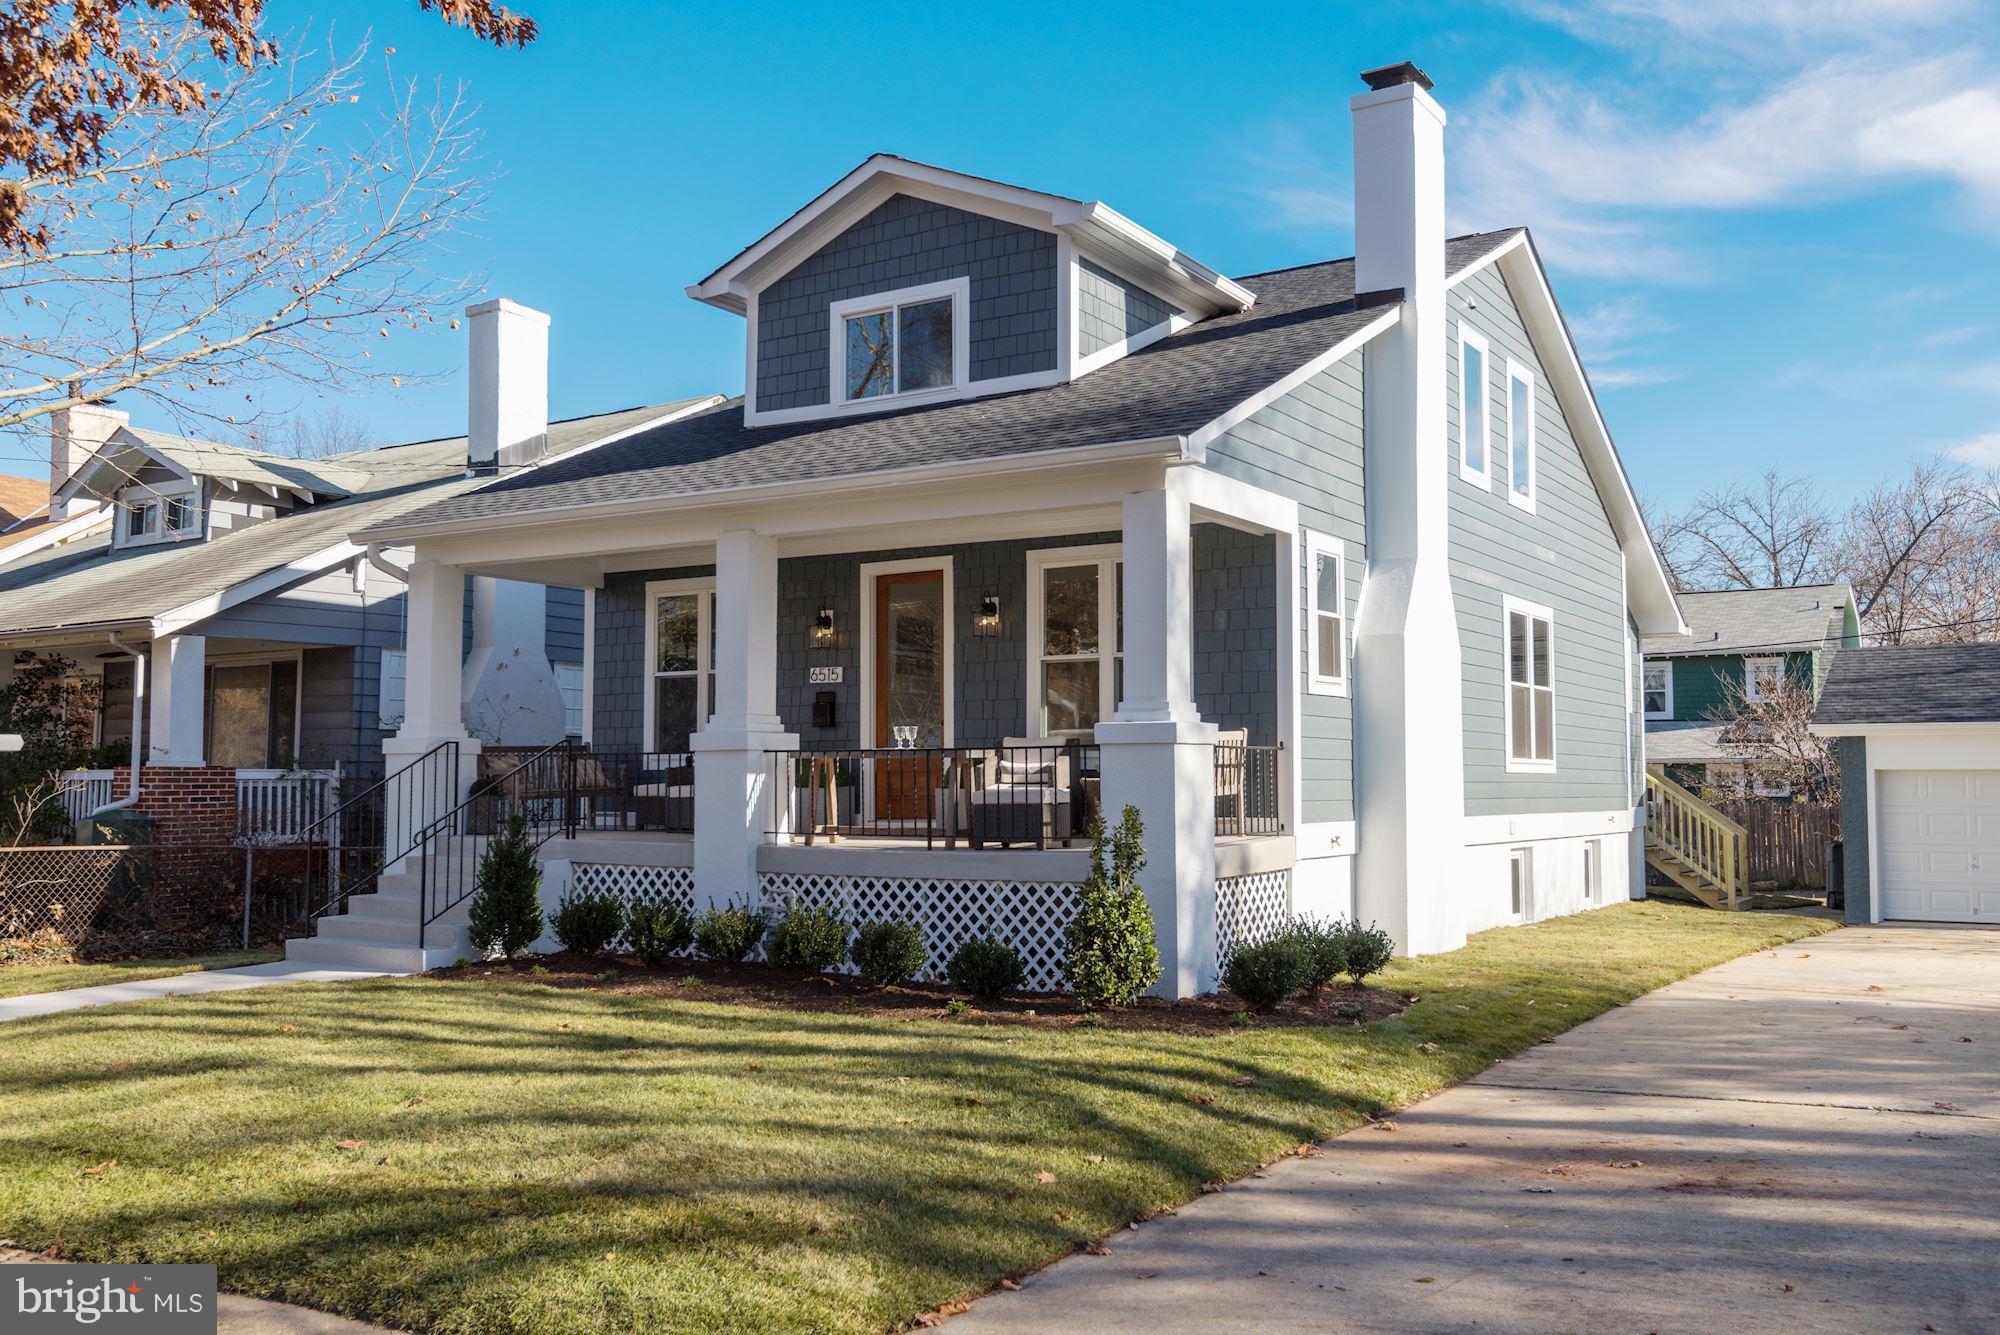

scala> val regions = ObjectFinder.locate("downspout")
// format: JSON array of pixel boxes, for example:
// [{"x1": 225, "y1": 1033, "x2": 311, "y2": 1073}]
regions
[
  {"x1": 94, "y1": 630, "x2": 145, "y2": 814},
  {"x1": 364, "y1": 543, "x2": 410, "y2": 586}
]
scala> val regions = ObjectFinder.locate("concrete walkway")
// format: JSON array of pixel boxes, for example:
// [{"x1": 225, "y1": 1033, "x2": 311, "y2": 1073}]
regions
[
  {"x1": 0, "y1": 960, "x2": 395, "y2": 1022},
  {"x1": 1, "y1": 1249, "x2": 394, "y2": 1333},
  {"x1": 954, "y1": 924, "x2": 2000, "y2": 1335}
]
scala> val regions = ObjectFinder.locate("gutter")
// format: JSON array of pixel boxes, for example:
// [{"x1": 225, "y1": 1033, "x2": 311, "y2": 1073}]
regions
[
  {"x1": 93, "y1": 631, "x2": 145, "y2": 816},
  {"x1": 364, "y1": 544, "x2": 411, "y2": 585}
]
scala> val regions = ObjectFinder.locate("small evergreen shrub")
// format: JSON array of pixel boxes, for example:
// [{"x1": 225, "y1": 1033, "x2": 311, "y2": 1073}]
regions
[
  {"x1": 765, "y1": 899, "x2": 850, "y2": 973},
  {"x1": 1287, "y1": 916, "x2": 1350, "y2": 997},
  {"x1": 1062, "y1": 806, "x2": 1161, "y2": 1007},
  {"x1": 1340, "y1": 921, "x2": 1396, "y2": 984},
  {"x1": 850, "y1": 920, "x2": 928, "y2": 986},
  {"x1": 550, "y1": 891, "x2": 624, "y2": 957},
  {"x1": 693, "y1": 902, "x2": 766, "y2": 964},
  {"x1": 1222, "y1": 936, "x2": 1308, "y2": 1011},
  {"x1": 946, "y1": 936, "x2": 1025, "y2": 1000},
  {"x1": 625, "y1": 902, "x2": 694, "y2": 966},
  {"x1": 466, "y1": 813, "x2": 543, "y2": 959}
]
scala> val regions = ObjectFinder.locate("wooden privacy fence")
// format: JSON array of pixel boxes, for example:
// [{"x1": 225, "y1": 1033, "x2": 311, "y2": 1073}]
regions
[{"x1": 1709, "y1": 799, "x2": 1840, "y2": 890}]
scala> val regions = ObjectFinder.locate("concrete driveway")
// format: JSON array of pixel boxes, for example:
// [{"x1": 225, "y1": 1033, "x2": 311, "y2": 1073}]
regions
[{"x1": 953, "y1": 924, "x2": 2000, "y2": 1335}]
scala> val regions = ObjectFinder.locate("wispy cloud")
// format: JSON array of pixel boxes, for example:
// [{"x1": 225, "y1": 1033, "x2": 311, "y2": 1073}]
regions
[
  {"x1": 1567, "y1": 295, "x2": 1681, "y2": 386},
  {"x1": 1947, "y1": 429, "x2": 2000, "y2": 465},
  {"x1": 1920, "y1": 324, "x2": 1983, "y2": 348},
  {"x1": 1521, "y1": 0, "x2": 1977, "y2": 56},
  {"x1": 1950, "y1": 360, "x2": 2000, "y2": 394}
]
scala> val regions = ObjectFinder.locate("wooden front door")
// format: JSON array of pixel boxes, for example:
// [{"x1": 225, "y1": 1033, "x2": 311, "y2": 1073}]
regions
[{"x1": 873, "y1": 569, "x2": 945, "y2": 821}]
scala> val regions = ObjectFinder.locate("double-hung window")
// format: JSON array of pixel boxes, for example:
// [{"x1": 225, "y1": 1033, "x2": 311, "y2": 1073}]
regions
[
  {"x1": 1642, "y1": 661, "x2": 1672, "y2": 719},
  {"x1": 1458, "y1": 323, "x2": 1491, "y2": 486},
  {"x1": 830, "y1": 278, "x2": 968, "y2": 407},
  {"x1": 1505, "y1": 597, "x2": 1556, "y2": 772},
  {"x1": 1028, "y1": 545, "x2": 1122, "y2": 736},
  {"x1": 1505, "y1": 360, "x2": 1535, "y2": 510},
  {"x1": 1306, "y1": 531, "x2": 1347, "y2": 696},
  {"x1": 1745, "y1": 656, "x2": 1785, "y2": 703},
  {"x1": 645, "y1": 578, "x2": 717, "y2": 754}
]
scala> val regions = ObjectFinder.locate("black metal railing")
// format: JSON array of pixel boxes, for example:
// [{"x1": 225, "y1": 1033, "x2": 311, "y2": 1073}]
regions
[
  {"x1": 299, "y1": 741, "x2": 460, "y2": 929},
  {"x1": 413, "y1": 739, "x2": 580, "y2": 947},
  {"x1": 1215, "y1": 742, "x2": 1284, "y2": 837},
  {"x1": 767, "y1": 741, "x2": 1096, "y2": 850}
]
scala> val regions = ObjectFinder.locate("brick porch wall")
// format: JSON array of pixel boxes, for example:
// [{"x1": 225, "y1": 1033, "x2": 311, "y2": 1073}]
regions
[{"x1": 111, "y1": 765, "x2": 238, "y2": 867}]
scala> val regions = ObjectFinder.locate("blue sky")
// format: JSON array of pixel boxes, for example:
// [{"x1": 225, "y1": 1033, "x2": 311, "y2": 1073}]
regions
[{"x1": 10, "y1": 0, "x2": 1999, "y2": 511}]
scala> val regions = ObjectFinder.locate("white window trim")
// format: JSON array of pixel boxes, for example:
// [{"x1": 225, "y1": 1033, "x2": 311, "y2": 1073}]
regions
[
  {"x1": 1508, "y1": 846, "x2": 1533, "y2": 922},
  {"x1": 1582, "y1": 838, "x2": 1598, "y2": 904},
  {"x1": 1745, "y1": 655, "x2": 1785, "y2": 703},
  {"x1": 1025, "y1": 544, "x2": 1121, "y2": 738},
  {"x1": 1505, "y1": 358, "x2": 1536, "y2": 513},
  {"x1": 858, "y1": 555, "x2": 956, "y2": 752},
  {"x1": 828, "y1": 276, "x2": 972, "y2": 411},
  {"x1": 554, "y1": 661, "x2": 585, "y2": 740},
  {"x1": 1642, "y1": 659, "x2": 1674, "y2": 720},
  {"x1": 378, "y1": 647, "x2": 406, "y2": 728},
  {"x1": 1457, "y1": 323, "x2": 1492, "y2": 489},
  {"x1": 1304, "y1": 530, "x2": 1347, "y2": 698},
  {"x1": 642, "y1": 576, "x2": 717, "y2": 758},
  {"x1": 116, "y1": 479, "x2": 200, "y2": 548},
  {"x1": 1503, "y1": 594, "x2": 1557, "y2": 774},
  {"x1": 202, "y1": 649, "x2": 305, "y2": 766}
]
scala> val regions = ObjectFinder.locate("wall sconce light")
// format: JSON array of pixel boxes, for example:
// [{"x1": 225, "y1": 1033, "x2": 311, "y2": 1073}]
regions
[
  {"x1": 973, "y1": 592, "x2": 1002, "y2": 637},
  {"x1": 811, "y1": 606, "x2": 836, "y2": 647}
]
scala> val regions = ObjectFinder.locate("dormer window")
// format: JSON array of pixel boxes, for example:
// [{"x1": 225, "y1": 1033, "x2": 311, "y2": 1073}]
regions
[
  {"x1": 830, "y1": 278, "x2": 968, "y2": 408},
  {"x1": 165, "y1": 496, "x2": 194, "y2": 533},
  {"x1": 117, "y1": 482, "x2": 200, "y2": 546},
  {"x1": 125, "y1": 501, "x2": 158, "y2": 540}
]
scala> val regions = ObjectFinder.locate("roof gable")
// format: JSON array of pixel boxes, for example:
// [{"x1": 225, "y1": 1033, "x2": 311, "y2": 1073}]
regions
[
  {"x1": 57, "y1": 427, "x2": 366, "y2": 508},
  {"x1": 1644, "y1": 583, "x2": 1858, "y2": 658}
]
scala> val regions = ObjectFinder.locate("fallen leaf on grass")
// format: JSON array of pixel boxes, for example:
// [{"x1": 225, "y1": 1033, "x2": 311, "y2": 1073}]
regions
[
  {"x1": 556, "y1": 1022, "x2": 572, "y2": 1031},
  {"x1": 998, "y1": 1279, "x2": 1021, "y2": 1291},
  {"x1": 1418, "y1": 1042, "x2": 1440, "y2": 1053},
  {"x1": 106, "y1": 1061, "x2": 133, "y2": 1073},
  {"x1": 1034, "y1": 1170, "x2": 1057, "y2": 1184},
  {"x1": 1232, "y1": 1076, "x2": 1256, "y2": 1087},
  {"x1": 895, "y1": 1117, "x2": 916, "y2": 1125},
  {"x1": 1187, "y1": 1093, "x2": 1213, "y2": 1105},
  {"x1": 1373, "y1": 1120, "x2": 1399, "y2": 1132},
  {"x1": 746, "y1": 1063, "x2": 762, "y2": 1072},
  {"x1": 80, "y1": 1160, "x2": 116, "y2": 1176},
  {"x1": 1295, "y1": 1143, "x2": 1323, "y2": 1158},
  {"x1": 403, "y1": 1095, "x2": 428, "y2": 1107},
  {"x1": 335, "y1": 1139, "x2": 366, "y2": 1151},
  {"x1": 279, "y1": 1024, "x2": 295, "y2": 1033},
  {"x1": 1083, "y1": 1153, "x2": 1105, "y2": 1164}
]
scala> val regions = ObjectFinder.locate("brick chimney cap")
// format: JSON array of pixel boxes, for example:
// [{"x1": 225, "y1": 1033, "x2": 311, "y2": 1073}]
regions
[{"x1": 1360, "y1": 61, "x2": 1434, "y2": 92}]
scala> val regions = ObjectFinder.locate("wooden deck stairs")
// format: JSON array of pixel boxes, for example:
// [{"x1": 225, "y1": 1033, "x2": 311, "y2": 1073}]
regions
[{"x1": 1644, "y1": 770, "x2": 1748, "y2": 910}]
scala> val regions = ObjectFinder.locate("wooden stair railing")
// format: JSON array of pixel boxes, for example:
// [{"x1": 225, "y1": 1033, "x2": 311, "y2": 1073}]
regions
[{"x1": 1644, "y1": 770, "x2": 1748, "y2": 910}]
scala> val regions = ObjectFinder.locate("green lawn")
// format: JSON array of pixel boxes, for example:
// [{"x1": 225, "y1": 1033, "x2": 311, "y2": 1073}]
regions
[
  {"x1": 0, "y1": 902, "x2": 1831, "y2": 1335},
  {"x1": 0, "y1": 949, "x2": 281, "y2": 1001}
]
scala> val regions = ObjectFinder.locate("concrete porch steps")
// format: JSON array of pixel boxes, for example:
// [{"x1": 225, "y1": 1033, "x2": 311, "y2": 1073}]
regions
[{"x1": 283, "y1": 853, "x2": 481, "y2": 973}]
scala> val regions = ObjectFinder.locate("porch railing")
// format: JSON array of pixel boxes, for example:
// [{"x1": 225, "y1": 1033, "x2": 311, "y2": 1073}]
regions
[
  {"x1": 1215, "y1": 743, "x2": 1284, "y2": 837},
  {"x1": 766, "y1": 742, "x2": 1097, "y2": 850},
  {"x1": 299, "y1": 741, "x2": 461, "y2": 928},
  {"x1": 236, "y1": 768, "x2": 341, "y2": 843},
  {"x1": 415, "y1": 739, "x2": 588, "y2": 947},
  {"x1": 474, "y1": 748, "x2": 693, "y2": 835},
  {"x1": 57, "y1": 769, "x2": 116, "y2": 825}
]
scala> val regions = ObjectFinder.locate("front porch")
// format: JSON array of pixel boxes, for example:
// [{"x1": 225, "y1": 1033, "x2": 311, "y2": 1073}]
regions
[{"x1": 377, "y1": 457, "x2": 1311, "y2": 994}]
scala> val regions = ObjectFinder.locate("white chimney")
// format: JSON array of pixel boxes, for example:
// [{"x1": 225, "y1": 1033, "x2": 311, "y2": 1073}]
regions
[
  {"x1": 465, "y1": 297, "x2": 550, "y2": 473},
  {"x1": 47, "y1": 401, "x2": 128, "y2": 521},
  {"x1": 1353, "y1": 61, "x2": 1445, "y2": 311}
]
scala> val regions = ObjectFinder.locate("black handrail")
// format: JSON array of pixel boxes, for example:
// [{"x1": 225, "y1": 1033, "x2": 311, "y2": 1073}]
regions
[
  {"x1": 298, "y1": 740, "x2": 459, "y2": 928},
  {"x1": 414, "y1": 738, "x2": 579, "y2": 949}
]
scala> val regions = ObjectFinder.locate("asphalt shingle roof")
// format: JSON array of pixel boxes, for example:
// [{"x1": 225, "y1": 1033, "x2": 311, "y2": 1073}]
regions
[
  {"x1": 1644, "y1": 584, "x2": 1855, "y2": 658},
  {"x1": 376, "y1": 231, "x2": 1523, "y2": 533},
  {"x1": 0, "y1": 401, "x2": 703, "y2": 637},
  {"x1": 1813, "y1": 644, "x2": 2000, "y2": 727},
  {"x1": 1643, "y1": 720, "x2": 1735, "y2": 763}
]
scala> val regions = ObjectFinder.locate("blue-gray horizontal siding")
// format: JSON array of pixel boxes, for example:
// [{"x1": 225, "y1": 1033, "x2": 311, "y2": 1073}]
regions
[
  {"x1": 546, "y1": 585, "x2": 585, "y2": 666},
  {"x1": 1077, "y1": 257, "x2": 1180, "y2": 357},
  {"x1": 754, "y1": 193, "x2": 1057, "y2": 412},
  {"x1": 1195, "y1": 352, "x2": 1367, "y2": 826},
  {"x1": 1448, "y1": 263, "x2": 1629, "y2": 817},
  {"x1": 590, "y1": 530, "x2": 1274, "y2": 754}
]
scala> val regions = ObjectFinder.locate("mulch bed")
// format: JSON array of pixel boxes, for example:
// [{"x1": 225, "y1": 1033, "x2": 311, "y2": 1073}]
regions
[{"x1": 429, "y1": 952, "x2": 1410, "y2": 1034}]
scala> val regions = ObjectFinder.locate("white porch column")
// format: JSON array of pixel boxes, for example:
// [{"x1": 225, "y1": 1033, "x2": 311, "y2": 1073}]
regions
[
  {"x1": 386, "y1": 556, "x2": 479, "y2": 854},
  {"x1": 147, "y1": 633, "x2": 206, "y2": 766},
  {"x1": 1096, "y1": 475, "x2": 1218, "y2": 998},
  {"x1": 692, "y1": 530, "x2": 795, "y2": 911}
]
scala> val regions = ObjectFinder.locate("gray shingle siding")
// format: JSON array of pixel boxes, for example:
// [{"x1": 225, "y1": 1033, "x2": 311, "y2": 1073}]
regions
[
  {"x1": 1195, "y1": 353, "x2": 1367, "y2": 827},
  {"x1": 1077, "y1": 258, "x2": 1180, "y2": 357},
  {"x1": 754, "y1": 193, "x2": 1057, "y2": 412},
  {"x1": 545, "y1": 585, "x2": 584, "y2": 666},
  {"x1": 1448, "y1": 263, "x2": 1630, "y2": 818},
  {"x1": 589, "y1": 530, "x2": 1273, "y2": 754},
  {"x1": 1839, "y1": 736, "x2": 1870, "y2": 923}
]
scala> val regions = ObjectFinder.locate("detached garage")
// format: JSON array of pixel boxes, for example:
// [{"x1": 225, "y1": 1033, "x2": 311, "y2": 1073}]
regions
[{"x1": 1814, "y1": 644, "x2": 2000, "y2": 926}]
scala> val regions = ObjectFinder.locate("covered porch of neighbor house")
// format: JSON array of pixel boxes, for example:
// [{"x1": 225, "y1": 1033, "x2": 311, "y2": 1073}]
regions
[{"x1": 386, "y1": 449, "x2": 1307, "y2": 995}]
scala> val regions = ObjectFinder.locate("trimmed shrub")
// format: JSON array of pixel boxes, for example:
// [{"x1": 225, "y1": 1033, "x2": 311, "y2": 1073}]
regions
[
  {"x1": 550, "y1": 891, "x2": 624, "y2": 957},
  {"x1": 1062, "y1": 805, "x2": 1161, "y2": 1007},
  {"x1": 946, "y1": 936, "x2": 1025, "y2": 1000},
  {"x1": 1287, "y1": 916, "x2": 1350, "y2": 998},
  {"x1": 1222, "y1": 936, "x2": 1307, "y2": 1012},
  {"x1": 766, "y1": 899, "x2": 850, "y2": 973},
  {"x1": 466, "y1": 812, "x2": 543, "y2": 959},
  {"x1": 1340, "y1": 921, "x2": 1396, "y2": 984},
  {"x1": 625, "y1": 902, "x2": 694, "y2": 966},
  {"x1": 693, "y1": 902, "x2": 766, "y2": 964},
  {"x1": 850, "y1": 920, "x2": 928, "y2": 986}
]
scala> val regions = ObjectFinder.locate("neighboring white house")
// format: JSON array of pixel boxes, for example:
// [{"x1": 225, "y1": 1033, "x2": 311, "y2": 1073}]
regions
[{"x1": 291, "y1": 61, "x2": 1683, "y2": 986}]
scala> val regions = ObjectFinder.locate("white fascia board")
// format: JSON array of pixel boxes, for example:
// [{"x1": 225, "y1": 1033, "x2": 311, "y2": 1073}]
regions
[
  {"x1": 364, "y1": 434, "x2": 1193, "y2": 546},
  {"x1": 1184, "y1": 306, "x2": 1401, "y2": 455},
  {"x1": 1476, "y1": 233, "x2": 1685, "y2": 637},
  {"x1": 1808, "y1": 720, "x2": 2000, "y2": 738},
  {"x1": 1066, "y1": 203, "x2": 1256, "y2": 315},
  {"x1": 56, "y1": 428, "x2": 191, "y2": 505},
  {"x1": 151, "y1": 540, "x2": 363, "y2": 637},
  {"x1": 0, "y1": 504, "x2": 110, "y2": 561}
]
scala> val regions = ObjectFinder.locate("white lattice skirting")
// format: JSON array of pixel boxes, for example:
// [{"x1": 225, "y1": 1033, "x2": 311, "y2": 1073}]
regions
[
  {"x1": 759, "y1": 872, "x2": 1081, "y2": 993},
  {"x1": 1215, "y1": 870, "x2": 1292, "y2": 962},
  {"x1": 573, "y1": 863, "x2": 697, "y2": 950}
]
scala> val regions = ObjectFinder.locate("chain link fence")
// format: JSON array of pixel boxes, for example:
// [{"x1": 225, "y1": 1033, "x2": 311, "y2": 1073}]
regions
[{"x1": 0, "y1": 846, "x2": 129, "y2": 941}]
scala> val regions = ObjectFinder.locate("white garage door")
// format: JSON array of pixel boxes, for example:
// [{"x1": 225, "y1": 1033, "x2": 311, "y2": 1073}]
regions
[{"x1": 1877, "y1": 770, "x2": 2000, "y2": 923}]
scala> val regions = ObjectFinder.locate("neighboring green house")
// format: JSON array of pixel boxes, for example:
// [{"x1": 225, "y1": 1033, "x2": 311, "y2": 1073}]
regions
[{"x1": 1641, "y1": 583, "x2": 1861, "y2": 795}]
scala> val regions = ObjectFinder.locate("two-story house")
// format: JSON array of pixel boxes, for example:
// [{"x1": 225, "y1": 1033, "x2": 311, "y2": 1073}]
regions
[
  {"x1": 1641, "y1": 583, "x2": 1861, "y2": 795},
  {"x1": 0, "y1": 315, "x2": 718, "y2": 845},
  {"x1": 294, "y1": 62, "x2": 1683, "y2": 989}
]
